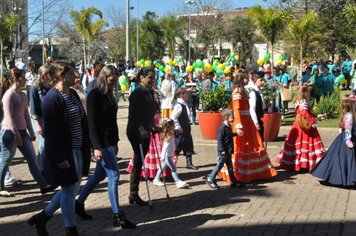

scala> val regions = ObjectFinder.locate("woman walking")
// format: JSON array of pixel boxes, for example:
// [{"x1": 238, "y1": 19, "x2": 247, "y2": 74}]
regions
[
  {"x1": 0, "y1": 68, "x2": 52, "y2": 198},
  {"x1": 75, "y1": 65, "x2": 136, "y2": 229},
  {"x1": 29, "y1": 65, "x2": 51, "y2": 172},
  {"x1": 28, "y1": 61, "x2": 91, "y2": 236}
]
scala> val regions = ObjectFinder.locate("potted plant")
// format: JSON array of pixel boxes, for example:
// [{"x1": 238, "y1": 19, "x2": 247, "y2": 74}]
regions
[
  {"x1": 198, "y1": 86, "x2": 231, "y2": 140},
  {"x1": 261, "y1": 81, "x2": 282, "y2": 142}
]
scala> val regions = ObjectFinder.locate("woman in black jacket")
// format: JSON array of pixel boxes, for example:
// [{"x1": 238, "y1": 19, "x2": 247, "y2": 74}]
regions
[
  {"x1": 75, "y1": 65, "x2": 136, "y2": 229},
  {"x1": 127, "y1": 67, "x2": 157, "y2": 205},
  {"x1": 28, "y1": 61, "x2": 91, "y2": 236}
]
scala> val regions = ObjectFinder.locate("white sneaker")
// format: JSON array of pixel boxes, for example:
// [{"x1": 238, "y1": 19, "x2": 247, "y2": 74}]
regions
[
  {"x1": 176, "y1": 180, "x2": 188, "y2": 189},
  {"x1": 153, "y1": 179, "x2": 164, "y2": 187},
  {"x1": 5, "y1": 177, "x2": 22, "y2": 187}
]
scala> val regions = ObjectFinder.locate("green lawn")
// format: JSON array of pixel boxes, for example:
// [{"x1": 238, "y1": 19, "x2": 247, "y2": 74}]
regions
[{"x1": 281, "y1": 115, "x2": 339, "y2": 128}]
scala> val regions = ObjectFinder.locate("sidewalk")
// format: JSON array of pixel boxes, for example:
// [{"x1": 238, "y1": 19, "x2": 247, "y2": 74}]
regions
[{"x1": 0, "y1": 102, "x2": 355, "y2": 236}]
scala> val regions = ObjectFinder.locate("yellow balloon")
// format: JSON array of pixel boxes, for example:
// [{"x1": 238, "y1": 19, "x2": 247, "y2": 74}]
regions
[
  {"x1": 137, "y1": 61, "x2": 142, "y2": 67},
  {"x1": 340, "y1": 78, "x2": 347, "y2": 85},
  {"x1": 164, "y1": 67, "x2": 171, "y2": 73},
  {"x1": 186, "y1": 66, "x2": 193, "y2": 73},
  {"x1": 234, "y1": 55, "x2": 239, "y2": 61},
  {"x1": 156, "y1": 63, "x2": 160, "y2": 68},
  {"x1": 121, "y1": 85, "x2": 127, "y2": 92},
  {"x1": 173, "y1": 59, "x2": 178, "y2": 65},
  {"x1": 217, "y1": 63, "x2": 225, "y2": 70},
  {"x1": 277, "y1": 59, "x2": 283, "y2": 65},
  {"x1": 213, "y1": 60, "x2": 219, "y2": 65},
  {"x1": 167, "y1": 59, "x2": 173, "y2": 66},
  {"x1": 204, "y1": 63, "x2": 212, "y2": 73},
  {"x1": 224, "y1": 67, "x2": 231, "y2": 74},
  {"x1": 257, "y1": 58, "x2": 265, "y2": 66},
  {"x1": 144, "y1": 60, "x2": 152, "y2": 67}
]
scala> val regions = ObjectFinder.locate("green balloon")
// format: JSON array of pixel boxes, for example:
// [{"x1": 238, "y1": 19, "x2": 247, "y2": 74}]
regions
[
  {"x1": 225, "y1": 61, "x2": 231, "y2": 67},
  {"x1": 192, "y1": 62, "x2": 198, "y2": 69},
  {"x1": 264, "y1": 53, "x2": 271, "y2": 61},
  {"x1": 159, "y1": 65, "x2": 165, "y2": 72},
  {"x1": 230, "y1": 53, "x2": 235, "y2": 57},
  {"x1": 279, "y1": 54, "x2": 286, "y2": 61},
  {"x1": 153, "y1": 60, "x2": 158, "y2": 65},
  {"x1": 140, "y1": 59, "x2": 145, "y2": 64},
  {"x1": 212, "y1": 64, "x2": 218, "y2": 72},
  {"x1": 197, "y1": 61, "x2": 205, "y2": 69}
]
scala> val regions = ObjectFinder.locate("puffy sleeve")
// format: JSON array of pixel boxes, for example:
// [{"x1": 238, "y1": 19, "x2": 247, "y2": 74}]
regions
[
  {"x1": 298, "y1": 101, "x2": 316, "y2": 126},
  {"x1": 232, "y1": 89, "x2": 243, "y2": 130},
  {"x1": 343, "y1": 113, "x2": 353, "y2": 145}
]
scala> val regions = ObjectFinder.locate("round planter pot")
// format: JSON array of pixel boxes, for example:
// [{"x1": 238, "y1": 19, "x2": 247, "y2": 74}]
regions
[
  {"x1": 198, "y1": 111, "x2": 222, "y2": 140},
  {"x1": 263, "y1": 113, "x2": 282, "y2": 142}
]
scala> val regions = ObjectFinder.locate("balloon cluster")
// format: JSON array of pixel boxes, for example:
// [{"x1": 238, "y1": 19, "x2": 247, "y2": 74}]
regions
[{"x1": 257, "y1": 53, "x2": 287, "y2": 66}]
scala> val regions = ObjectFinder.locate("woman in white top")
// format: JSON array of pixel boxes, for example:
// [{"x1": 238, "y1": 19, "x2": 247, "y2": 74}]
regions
[{"x1": 160, "y1": 73, "x2": 176, "y2": 119}]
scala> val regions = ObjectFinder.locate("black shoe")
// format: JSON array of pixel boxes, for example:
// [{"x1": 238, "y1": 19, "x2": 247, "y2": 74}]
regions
[
  {"x1": 40, "y1": 185, "x2": 57, "y2": 195},
  {"x1": 65, "y1": 226, "x2": 79, "y2": 236},
  {"x1": 128, "y1": 192, "x2": 148, "y2": 206},
  {"x1": 75, "y1": 201, "x2": 93, "y2": 220},
  {"x1": 231, "y1": 182, "x2": 246, "y2": 188},
  {"x1": 113, "y1": 213, "x2": 136, "y2": 229},
  {"x1": 206, "y1": 179, "x2": 220, "y2": 189},
  {"x1": 186, "y1": 156, "x2": 199, "y2": 170},
  {"x1": 27, "y1": 210, "x2": 51, "y2": 236}
]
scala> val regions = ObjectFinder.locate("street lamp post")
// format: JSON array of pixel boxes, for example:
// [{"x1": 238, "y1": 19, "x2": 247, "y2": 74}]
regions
[
  {"x1": 42, "y1": 0, "x2": 45, "y2": 65},
  {"x1": 12, "y1": 2, "x2": 21, "y2": 58},
  {"x1": 136, "y1": 0, "x2": 139, "y2": 63},
  {"x1": 125, "y1": 0, "x2": 130, "y2": 63},
  {"x1": 185, "y1": 0, "x2": 195, "y2": 66},
  {"x1": 237, "y1": 41, "x2": 242, "y2": 66}
]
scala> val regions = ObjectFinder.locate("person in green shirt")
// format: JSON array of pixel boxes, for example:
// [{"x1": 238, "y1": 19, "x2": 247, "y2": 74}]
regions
[{"x1": 321, "y1": 66, "x2": 335, "y2": 96}]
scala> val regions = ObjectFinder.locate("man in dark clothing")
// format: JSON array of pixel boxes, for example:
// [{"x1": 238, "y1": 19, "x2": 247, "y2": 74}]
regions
[{"x1": 126, "y1": 68, "x2": 157, "y2": 206}]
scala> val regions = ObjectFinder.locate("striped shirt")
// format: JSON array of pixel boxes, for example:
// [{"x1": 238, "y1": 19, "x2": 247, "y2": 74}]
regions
[{"x1": 59, "y1": 91, "x2": 84, "y2": 148}]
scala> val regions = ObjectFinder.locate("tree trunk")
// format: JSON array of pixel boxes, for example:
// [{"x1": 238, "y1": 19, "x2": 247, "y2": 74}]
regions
[
  {"x1": 83, "y1": 37, "x2": 87, "y2": 69},
  {"x1": 299, "y1": 41, "x2": 303, "y2": 79},
  {"x1": 0, "y1": 39, "x2": 3, "y2": 83},
  {"x1": 271, "y1": 41, "x2": 274, "y2": 71}
]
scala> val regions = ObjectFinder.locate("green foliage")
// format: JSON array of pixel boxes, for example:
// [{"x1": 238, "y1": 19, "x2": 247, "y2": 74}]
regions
[
  {"x1": 139, "y1": 11, "x2": 165, "y2": 60},
  {"x1": 160, "y1": 16, "x2": 186, "y2": 58},
  {"x1": 261, "y1": 82, "x2": 277, "y2": 104},
  {"x1": 247, "y1": 6, "x2": 291, "y2": 46},
  {"x1": 312, "y1": 88, "x2": 341, "y2": 119},
  {"x1": 201, "y1": 86, "x2": 231, "y2": 112}
]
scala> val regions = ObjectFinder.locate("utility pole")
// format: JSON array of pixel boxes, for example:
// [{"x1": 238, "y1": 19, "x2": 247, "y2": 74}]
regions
[{"x1": 125, "y1": 0, "x2": 130, "y2": 63}]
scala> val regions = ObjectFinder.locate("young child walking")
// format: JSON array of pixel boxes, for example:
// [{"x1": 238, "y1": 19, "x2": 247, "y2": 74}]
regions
[
  {"x1": 153, "y1": 119, "x2": 188, "y2": 189},
  {"x1": 311, "y1": 95, "x2": 356, "y2": 186},
  {"x1": 206, "y1": 109, "x2": 244, "y2": 189}
]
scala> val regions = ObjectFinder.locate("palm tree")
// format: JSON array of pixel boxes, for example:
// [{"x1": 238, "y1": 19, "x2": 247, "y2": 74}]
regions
[
  {"x1": 287, "y1": 12, "x2": 318, "y2": 76},
  {"x1": 248, "y1": 5, "x2": 291, "y2": 67},
  {"x1": 160, "y1": 16, "x2": 186, "y2": 58},
  {"x1": 0, "y1": 13, "x2": 19, "y2": 81},
  {"x1": 70, "y1": 7, "x2": 107, "y2": 67}
]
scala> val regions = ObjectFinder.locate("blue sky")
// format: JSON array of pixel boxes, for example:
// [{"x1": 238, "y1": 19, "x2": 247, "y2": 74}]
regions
[{"x1": 69, "y1": 0, "x2": 268, "y2": 21}]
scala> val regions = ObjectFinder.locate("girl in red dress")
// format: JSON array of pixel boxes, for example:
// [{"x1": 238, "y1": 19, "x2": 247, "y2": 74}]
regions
[{"x1": 275, "y1": 85, "x2": 326, "y2": 171}]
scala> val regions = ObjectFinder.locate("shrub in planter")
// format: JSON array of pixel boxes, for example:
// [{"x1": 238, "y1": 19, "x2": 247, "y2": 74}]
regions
[
  {"x1": 198, "y1": 86, "x2": 231, "y2": 139},
  {"x1": 312, "y1": 88, "x2": 341, "y2": 119}
]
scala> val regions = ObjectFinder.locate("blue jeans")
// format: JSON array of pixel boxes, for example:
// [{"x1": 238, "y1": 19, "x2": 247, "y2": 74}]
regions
[
  {"x1": 77, "y1": 146, "x2": 121, "y2": 214},
  {"x1": 32, "y1": 118, "x2": 45, "y2": 172},
  {"x1": 0, "y1": 129, "x2": 17, "y2": 190},
  {"x1": 154, "y1": 156, "x2": 180, "y2": 183},
  {"x1": 17, "y1": 130, "x2": 47, "y2": 189},
  {"x1": 209, "y1": 155, "x2": 237, "y2": 184},
  {"x1": 44, "y1": 148, "x2": 83, "y2": 227}
]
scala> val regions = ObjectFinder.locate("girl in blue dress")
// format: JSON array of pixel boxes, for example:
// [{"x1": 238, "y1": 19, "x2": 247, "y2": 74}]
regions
[{"x1": 311, "y1": 94, "x2": 356, "y2": 186}]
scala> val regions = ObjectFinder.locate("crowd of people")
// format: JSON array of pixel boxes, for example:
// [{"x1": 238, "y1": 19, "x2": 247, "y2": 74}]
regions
[{"x1": 0, "y1": 54, "x2": 356, "y2": 236}]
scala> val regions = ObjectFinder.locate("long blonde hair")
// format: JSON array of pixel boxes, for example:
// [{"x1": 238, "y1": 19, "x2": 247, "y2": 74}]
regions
[
  {"x1": 232, "y1": 70, "x2": 247, "y2": 98},
  {"x1": 34, "y1": 65, "x2": 51, "y2": 87},
  {"x1": 161, "y1": 119, "x2": 175, "y2": 144},
  {"x1": 339, "y1": 94, "x2": 356, "y2": 128},
  {"x1": 293, "y1": 85, "x2": 310, "y2": 105}
]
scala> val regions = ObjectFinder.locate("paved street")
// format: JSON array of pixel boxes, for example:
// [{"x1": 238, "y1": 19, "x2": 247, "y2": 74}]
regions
[{"x1": 1, "y1": 102, "x2": 355, "y2": 236}]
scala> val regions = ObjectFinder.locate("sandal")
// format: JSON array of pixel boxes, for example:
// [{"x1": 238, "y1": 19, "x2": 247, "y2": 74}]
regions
[{"x1": 0, "y1": 190, "x2": 15, "y2": 197}]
